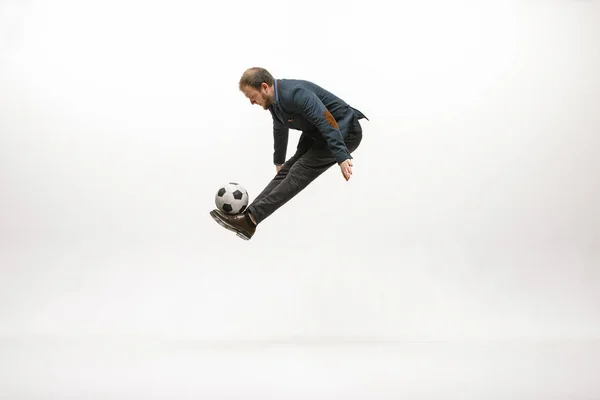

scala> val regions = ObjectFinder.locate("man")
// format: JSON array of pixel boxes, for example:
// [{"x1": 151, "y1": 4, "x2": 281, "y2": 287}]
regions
[{"x1": 209, "y1": 67, "x2": 368, "y2": 240}]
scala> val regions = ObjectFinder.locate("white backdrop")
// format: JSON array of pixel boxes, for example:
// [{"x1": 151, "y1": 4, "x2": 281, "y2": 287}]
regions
[{"x1": 1, "y1": 0, "x2": 599, "y2": 397}]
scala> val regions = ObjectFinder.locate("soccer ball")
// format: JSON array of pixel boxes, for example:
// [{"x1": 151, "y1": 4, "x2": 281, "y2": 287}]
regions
[{"x1": 215, "y1": 182, "x2": 249, "y2": 214}]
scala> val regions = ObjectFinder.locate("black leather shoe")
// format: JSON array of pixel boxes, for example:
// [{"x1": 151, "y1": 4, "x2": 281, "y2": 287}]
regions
[{"x1": 209, "y1": 209, "x2": 256, "y2": 240}]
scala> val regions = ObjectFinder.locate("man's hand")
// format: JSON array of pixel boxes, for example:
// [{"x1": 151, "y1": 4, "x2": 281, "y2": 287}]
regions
[
  {"x1": 339, "y1": 159, "x2": 353, "y2": 181},
  {"x1": 275, "y1": 164, "x2": 283, "y2": 174}
]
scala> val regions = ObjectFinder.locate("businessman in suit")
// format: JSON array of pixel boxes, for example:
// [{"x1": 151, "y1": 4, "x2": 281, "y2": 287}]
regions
[{"x1": 210, "y1": 67, "x2": 368, "y2": 240}]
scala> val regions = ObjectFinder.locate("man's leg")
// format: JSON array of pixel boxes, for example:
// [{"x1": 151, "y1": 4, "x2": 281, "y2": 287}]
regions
[
  {"x1": 250, "y1": 133, "x2": 314, "y2": 206},
  {"x1": 209, "y1": 129, "x2": 362, "y2": 240},
  {"x1": 250, "y1": 154, "x2": 299, "y2": 207},
  {"x1": 246, "y1": 130, "x2": 362, "y2": 224}
]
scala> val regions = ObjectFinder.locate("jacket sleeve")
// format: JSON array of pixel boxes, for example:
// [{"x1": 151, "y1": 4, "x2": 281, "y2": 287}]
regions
[
  {"x1": 291, "y1": 88, "x2": 352, "y2": 164},
  {"x1": 273, "y1": 119, "x2": 289, "y2": 165}
]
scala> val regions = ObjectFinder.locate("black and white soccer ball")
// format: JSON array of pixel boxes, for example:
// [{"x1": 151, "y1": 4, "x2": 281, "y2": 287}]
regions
[{"x1": 215, "y1": 182, "x2": 249, "y2": 214}]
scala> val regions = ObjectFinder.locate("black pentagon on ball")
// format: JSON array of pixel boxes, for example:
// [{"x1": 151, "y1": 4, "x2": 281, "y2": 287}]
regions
[
  {"x1": 233, "y1": 189, "x2": 243, "y2": 200},
  {"x1": 217, "y1": 188, "x2": 226, "y2": 197},
  {"x1": 223, "y1": 203, "x2": 233, "y2": 213}
]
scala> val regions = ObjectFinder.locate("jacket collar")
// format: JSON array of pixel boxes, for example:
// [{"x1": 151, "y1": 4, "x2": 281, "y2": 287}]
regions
[{"x1": 273, "y1": 79, "x2": 280, "y2": 104}]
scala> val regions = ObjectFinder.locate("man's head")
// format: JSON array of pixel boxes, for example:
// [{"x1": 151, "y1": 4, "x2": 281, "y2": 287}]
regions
[{"x1": 239, "y1": 67, "x2": 275, "y2": 110}]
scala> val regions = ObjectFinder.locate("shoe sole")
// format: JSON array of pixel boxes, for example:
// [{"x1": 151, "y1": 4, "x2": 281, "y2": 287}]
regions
[{"x1": 209, "y1": 210, "x2": 251, "y2": 240}]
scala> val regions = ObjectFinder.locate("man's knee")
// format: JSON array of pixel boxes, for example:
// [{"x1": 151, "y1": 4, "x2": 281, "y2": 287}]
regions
[{"x1": 347, "y1": 131, "x2": 363, "y2": 153}]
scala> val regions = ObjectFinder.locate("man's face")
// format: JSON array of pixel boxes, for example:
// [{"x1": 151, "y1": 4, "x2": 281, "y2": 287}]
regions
[{"x1": 241, "y1": 83, "x2": 274, "y2": 110}]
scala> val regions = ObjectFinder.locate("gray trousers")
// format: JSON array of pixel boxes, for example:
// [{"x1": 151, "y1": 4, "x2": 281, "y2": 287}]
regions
[{"x1": 246, "y1": 127, "x2": 363, "y2": 225}]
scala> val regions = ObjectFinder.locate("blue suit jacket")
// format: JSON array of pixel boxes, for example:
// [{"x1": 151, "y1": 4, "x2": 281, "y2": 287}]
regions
[{"x1": 268, "y1": 78, "x2": 368, "y2": 165}]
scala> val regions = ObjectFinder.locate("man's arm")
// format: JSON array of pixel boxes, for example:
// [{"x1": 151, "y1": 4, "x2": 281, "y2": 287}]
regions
[
  {"x1": 273, "y1": 120, "x2": 289, "y2": 167},
  {"x1": 291, "y1": 88, "x2": 352, "y2": 164}
]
